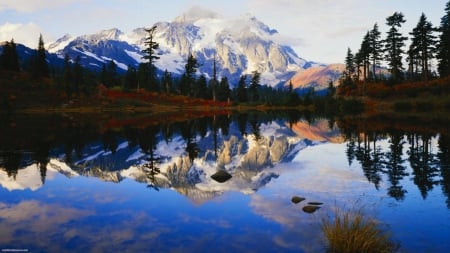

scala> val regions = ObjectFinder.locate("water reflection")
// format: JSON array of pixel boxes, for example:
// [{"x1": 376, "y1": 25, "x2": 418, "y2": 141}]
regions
[
  {"x1": 339, "y1": 116, "x2": 450, "y2": 207},
  {"x1": 1, "y1": 113, "x2": 450, "y2": 204},
  {"x1": 0, "y1": 112, "x2": 449, "y2": 252}
]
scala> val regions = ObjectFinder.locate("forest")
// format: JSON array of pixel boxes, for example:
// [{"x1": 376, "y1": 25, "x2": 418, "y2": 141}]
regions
[
  {"x1": 0, "y1": 25, "x2": 308, "y2": 113},
  {"x1": 338, "y1": 1, "x2": 450, "y2": 114},
  {"x1": 1, "y1": 1, "x2": 449, "y2": 115}
]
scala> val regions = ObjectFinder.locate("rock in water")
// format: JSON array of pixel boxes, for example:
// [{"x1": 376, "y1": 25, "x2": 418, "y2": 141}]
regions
[
  {"x1": 307, "y1": 202, "x2": 323, "y2": 206},
  {"x1": 291, "y1": 196, "x2": 306, "y2": 204},
  {"x1": 302, "y1": 205, "x2": 321, "y2": 214},
  {"x1": 211, "y1": 170, "x2": 232, "y2": 183}
]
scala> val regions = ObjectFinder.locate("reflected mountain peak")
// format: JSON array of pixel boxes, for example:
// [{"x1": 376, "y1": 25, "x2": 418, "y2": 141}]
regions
[
  {"x1": 290, "y1": 119, "x2": 344, "y2": 143},
  {"x1": 1, "y1": 113, "x2": 449, "y2": 208}
]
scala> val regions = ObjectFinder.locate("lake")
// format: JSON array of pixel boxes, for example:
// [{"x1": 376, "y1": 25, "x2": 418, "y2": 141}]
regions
[{"x1": 0, "y1": 112, "x2": 449, "y2": 252}]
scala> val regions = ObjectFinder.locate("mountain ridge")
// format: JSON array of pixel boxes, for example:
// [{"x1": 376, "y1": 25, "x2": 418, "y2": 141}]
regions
[{"x1": 45, "y1": 6, "x2": 332, "y2": 88}]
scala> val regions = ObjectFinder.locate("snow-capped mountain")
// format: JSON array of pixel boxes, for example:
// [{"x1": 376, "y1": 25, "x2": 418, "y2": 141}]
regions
[{"x1": 47, "y1": 6, "x2": 319, "y2": 87}]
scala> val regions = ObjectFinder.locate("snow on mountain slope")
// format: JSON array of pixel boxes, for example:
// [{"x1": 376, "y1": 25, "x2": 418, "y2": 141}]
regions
[{"x1": 48, "y1": 6, "x2": 320, "y2": 87}]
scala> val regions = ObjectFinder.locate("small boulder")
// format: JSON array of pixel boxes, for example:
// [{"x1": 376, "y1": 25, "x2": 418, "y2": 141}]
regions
[
  {"x1": 211, "y1": 170, "x2": 232, "y2": 183},
  {"x1": 291, "y1": 196, "x2": 306, "y2": 204},
  {"x1": 302, "y1": 205, "x2": 321, "y2": 214}
]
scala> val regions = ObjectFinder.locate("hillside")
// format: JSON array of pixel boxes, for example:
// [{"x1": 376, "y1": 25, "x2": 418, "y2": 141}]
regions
[{"x1": 286, "y1": 63, "x2": 344, "y2": 90}]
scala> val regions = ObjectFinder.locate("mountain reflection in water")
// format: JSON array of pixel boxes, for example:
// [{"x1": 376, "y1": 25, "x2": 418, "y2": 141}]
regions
[{"x1": 0, "y1": 112, "x2": 449, "y2": 252}]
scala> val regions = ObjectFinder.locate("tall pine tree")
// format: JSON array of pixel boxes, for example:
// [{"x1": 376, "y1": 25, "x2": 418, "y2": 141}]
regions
[
  {"x1": 236, "y1": 74, "x2": 248, "y2": 103},
  {"x1": 0, "y1": 39, "x2": 20, "y2": 71},
  {"x1": 344, "y1": 47, "x2": 355, "y2": 79},
  {"x1": 438, "y1": 0, "x2": 450, "y2": 77},
  {"x1": 183, "y1": 53, "x2": 199, "y2": 96},
  {"x1": 369, "y1": 23, "x2": 383, "y2": 80},
  {"x1": 358, "y1": 32, "x2": 371, "y2": 81},
  {"x1": 409, "y1": 13, "x2": 437, "y2": 81},
  {"x1": 161, "y1": 69, "x2": 173, "y2": 94},
  {"x1": 384, "y1": 12, "x2": 407, "y2": 82},
  {"x1": 141, "y1": 25, "x2": 160, "y2": 90},
  {"x1": 32, "y1": 34, "x2": 49, "y2": 79},
  {"x1": 217, "y1": 77, "x2": 231, "y2": 102},
  {"x1": 249, "y1": 71, "x2": 260, "y2": 102}
]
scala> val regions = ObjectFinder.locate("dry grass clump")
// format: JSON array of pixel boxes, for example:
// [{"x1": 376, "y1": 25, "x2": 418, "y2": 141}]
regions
[{"x1": 321, "y1": 208, "x2": 398, "y2": 253}]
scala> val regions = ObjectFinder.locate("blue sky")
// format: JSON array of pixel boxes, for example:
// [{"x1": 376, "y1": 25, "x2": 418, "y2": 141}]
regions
[{"x1": 0, "y1": 0, "x2": 447, "y2": 63}]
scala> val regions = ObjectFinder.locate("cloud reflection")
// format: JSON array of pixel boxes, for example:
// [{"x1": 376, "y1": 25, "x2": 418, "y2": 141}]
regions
[{"x1": 247, "y1": 142, "x2": 388, "y2": 252}]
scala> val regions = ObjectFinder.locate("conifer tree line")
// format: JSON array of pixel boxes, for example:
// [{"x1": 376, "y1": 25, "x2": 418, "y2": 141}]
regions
[
  {"x1": 1, "y1": 26, "x2": 303, "y2": 106},
  {"x1": 342, "y1": 0, "x2": 450, "y2": 85}
]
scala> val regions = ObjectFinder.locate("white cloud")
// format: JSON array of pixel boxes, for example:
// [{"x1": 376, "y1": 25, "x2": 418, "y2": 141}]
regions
[{"x1": 0, "y1": 22, "x2": 45, "y2": 48}]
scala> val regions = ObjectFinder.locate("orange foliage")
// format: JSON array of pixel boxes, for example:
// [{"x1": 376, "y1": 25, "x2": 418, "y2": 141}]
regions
[{"x1": 338, "y1": 77, "x2": 450, "y2": 100}]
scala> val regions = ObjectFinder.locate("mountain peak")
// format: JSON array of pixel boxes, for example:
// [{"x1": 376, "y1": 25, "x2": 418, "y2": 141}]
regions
[
  {"x1": 47, "y1": 34, "x2": 73, "y2": 52},
  {"x1": 174, "y1": 6, "x2": 220, "y2": 23},
  {"x1": 46, "y1": 7, "x2": 333, "y2": 89},
  {"x1": 94, "y1": 28, "x2": 123, "y2": 40}
]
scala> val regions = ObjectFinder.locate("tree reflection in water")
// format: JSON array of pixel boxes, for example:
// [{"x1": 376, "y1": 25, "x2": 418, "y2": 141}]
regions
[
  {"x1": 342, "y1": 119, "x2": 450, "y2": 205},
  {"x1": 0, "y1": 112, "x2": 449, "y2": 207}
]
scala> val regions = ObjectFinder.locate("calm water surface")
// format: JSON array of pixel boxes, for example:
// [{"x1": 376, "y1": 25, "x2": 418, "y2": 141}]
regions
[{"x1": 0, "y1": 113, "x2": 449, "y2": 252}]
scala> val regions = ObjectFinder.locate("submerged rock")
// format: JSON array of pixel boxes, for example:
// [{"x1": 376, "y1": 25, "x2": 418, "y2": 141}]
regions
[
  {"x1": 302, "y1": 205, "x2": 321, "y2": 214},
  {"x1": 291, "y1": 196, "x2": 306, "y2": 204},
  {"x1": 307, "y1": 202, "x2": 323, "y2": 206},
  {"x1": 211, "y1": 170, "x2": 232, "y2": 183}
]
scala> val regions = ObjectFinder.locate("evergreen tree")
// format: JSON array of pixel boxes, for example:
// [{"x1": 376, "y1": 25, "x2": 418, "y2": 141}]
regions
[
  {"x1": 73, "y1": 55, "x2": 83, "y2": 93},
  {"x1": 211, "y1": 53, "x2": 218, "y2": 101},
  {"x1": 105, "y1": 60, "x2": 118, "y2": 87},
  {"x1": 32, "y1": 34, "x2": 49, "y2": 79},
  {"x1": 409, "y1": 13, "x2": 437, "y2": 81},
  {"x1": 327, "y1": 80, "x2": 336, "y2": 97},
  {"x1": 11, "y1": 40, "x2": 20, "y2": 71},
  {"x1": 100, "y1": 63, "x2": 107, "y2": 85},
  {"x1": 161, "y1": 69, "x2": 173, "y2": 94},
  {"x1": 179, "y1": 73, "x2": 189, "y2": 95},
  {"x1": 249, "y1": 70, "x2": 260, "y2": 102},
  {"x1": 384, "y1": 12, "x2": 408, "y2": 82},
  {"x1": 183, "y1": 53, "x2": 199, "y2": 96},
  {"x1": 141, "y1": 25, "x2": 160, "y2": 90},
  {"x1": 137, "y1": 63, "x2": 148, "y2": 90},
  {"x1": 438, "y1": 0, "x2": 450, "y2": 77},
  {"x1": 63, "y1": 54, "x2": 73, "y2": 95},
  {"x1": 406, "y1": 42, "x2": 420, "y2": 80},
  {"x1": 359, "y1": 31, "x2": 371, "y2": 81},
  {"x1": 354, "y1": 50, "x2": 363, "y2": 81},
  {"x1": 369, "y1": 23, "x2": 383, "y2": 80},
  {"x1": 236, "y1": 74, "x2": 248, "y2": 103},
  {"x1": 0, "y1": 39, "x2": 20, "y2": 71},
  {"x1": 217, "y1": 76, "x2": 231, "y2": 102},
  {"x1": 344, "y1": 47, "x2": 355, "y2": 79},
  {"x1": 286, "y1": 80, "x2": 300, "y2": 106},
  {"x1": 124, "y1": 65, "x2": 137, "y2": 90},
  {"x1": 196, "y1": 74, "x2": 208, "y2": 98}
]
